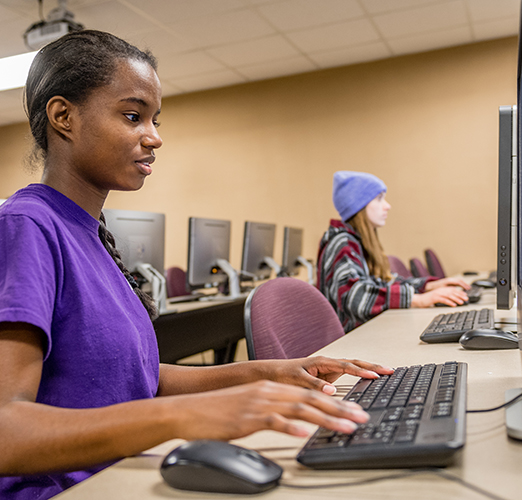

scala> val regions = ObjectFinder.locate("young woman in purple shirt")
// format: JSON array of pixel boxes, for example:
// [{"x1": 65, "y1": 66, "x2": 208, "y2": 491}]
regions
[{"x1": 0, "y1": 31, "x2": 393, "y2": 499}]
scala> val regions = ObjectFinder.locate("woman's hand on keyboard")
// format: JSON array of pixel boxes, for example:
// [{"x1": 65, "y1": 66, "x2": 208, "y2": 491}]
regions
[
  {"x1": 256, "y1": 356, "x2": 395, "y2": 396},
  {"x1": 411, "y1": 286, "x2": 469, "y2": 308},
  {"x1": 166, "y1": 379, "x2": 371, "y2": 441},
  {"x1": 424, "y1": 277, "x2": 470, "y2": 291}
]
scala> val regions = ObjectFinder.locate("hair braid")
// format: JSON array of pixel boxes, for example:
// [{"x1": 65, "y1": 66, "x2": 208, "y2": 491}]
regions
[{"x1": 98, "y1": 213, "x2": 158, "y2": 320}]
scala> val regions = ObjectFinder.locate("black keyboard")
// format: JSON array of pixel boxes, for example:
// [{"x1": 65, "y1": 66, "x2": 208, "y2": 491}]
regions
[
  {"x1": 465, "y1": 285, "x2": 482, "y2": 303},
  {"x1": 420, "y1": 308, "x2": 495, "y2": 343},
  {"x1": 296, "y1": 362, "x2": 467, "y2": 469}
]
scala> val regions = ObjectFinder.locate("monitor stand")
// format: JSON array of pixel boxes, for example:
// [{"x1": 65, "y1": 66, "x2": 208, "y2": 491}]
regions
[
  {"x1": 263, "y1": 256, "x2": 281, "y2": 276},
  {"x1": 505, "y1": 388, "x2": 522, "y2": 439},
  {"x1": 201, "y1": 259, "x2": 244, "y2": 301},
  {"x1": 297, "y1": 256, "x2": 315, "y2": 285},
  {"x1": 135, "y1": 263, "x2": 167, "y2": 314}
]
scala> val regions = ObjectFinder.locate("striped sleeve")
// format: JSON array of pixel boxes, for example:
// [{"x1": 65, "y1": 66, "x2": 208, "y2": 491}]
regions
[{"x1": 317, "y1": 230, "x2": 416, "y2": 333}]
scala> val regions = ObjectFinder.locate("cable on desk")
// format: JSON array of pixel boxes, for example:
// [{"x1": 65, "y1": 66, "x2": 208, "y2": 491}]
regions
[
  {"x1": 281, "y1": 468, "x2": 508, "y2": 500},
  {"x1": 467, "y1": 391, "x2": 522, "y2": 413}
]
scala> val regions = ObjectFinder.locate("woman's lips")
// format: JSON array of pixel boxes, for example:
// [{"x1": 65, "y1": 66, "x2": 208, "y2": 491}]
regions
[
  {"x1": 136, "y1": 160, "x2": 152, "y2": 176},
  {"x1": 136, "y1": 155, "x2": 155, "y2": 176}
]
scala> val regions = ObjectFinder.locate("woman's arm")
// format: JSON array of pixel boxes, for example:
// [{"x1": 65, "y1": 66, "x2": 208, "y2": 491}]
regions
[
  {"x1": 0, "y1": 323, "x2": 373, "y2": 476},
  {"x1": 157, "y1": 357, "x2": 394, "y2": 396}
]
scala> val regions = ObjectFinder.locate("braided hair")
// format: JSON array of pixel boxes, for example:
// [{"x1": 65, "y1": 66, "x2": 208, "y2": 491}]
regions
[{"x1": 24, "y1": 30, "x2": 159, "y2": 320}]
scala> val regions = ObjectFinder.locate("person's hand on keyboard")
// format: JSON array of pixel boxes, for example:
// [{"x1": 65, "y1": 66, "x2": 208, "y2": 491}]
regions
[
  {"x1": 411, "y1": 286, "x2": 469, "y2": 308},
  {"x1": 258, "y1": 357, "x2": 395, "y2": 396},
  {"x1": 166, "y1": 379, "x2": 372, "y2": 441},
  {"x1": 424, "y1": 277, "x2": 471, "y2": 291}
]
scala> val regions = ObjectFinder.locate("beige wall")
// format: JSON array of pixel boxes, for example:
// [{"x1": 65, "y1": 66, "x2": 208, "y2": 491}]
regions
[{"x1": 0, "y1": 36, "x2": 517, "y2": 277}]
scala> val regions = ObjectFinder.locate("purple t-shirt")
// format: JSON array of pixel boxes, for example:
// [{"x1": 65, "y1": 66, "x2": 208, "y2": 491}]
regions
[{"x1": 0, "y1": 184, "x2": 160, "y2": 499}]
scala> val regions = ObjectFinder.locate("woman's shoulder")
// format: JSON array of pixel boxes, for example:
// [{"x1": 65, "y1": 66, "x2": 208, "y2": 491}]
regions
[{"x1": 1, "y1": 184, "x2": 98, "y2": 233}]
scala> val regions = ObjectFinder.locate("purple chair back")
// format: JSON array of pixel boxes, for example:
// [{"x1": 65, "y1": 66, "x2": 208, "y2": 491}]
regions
[
  {"x1": 243, "y1": 277, "x2": 345, "y2": 360},
  {"x1": 387, "y1": 255, "x2": 412, "y2": 278},
  {"x1": 166, "y1": 266, "x2": 189, "y2": 298},
  {"x1": 409, "y1": 257, "x2": 430, "y2": 278},
  {"x1": 424, "y1": 249, "x2": 446, "y2": 279}
]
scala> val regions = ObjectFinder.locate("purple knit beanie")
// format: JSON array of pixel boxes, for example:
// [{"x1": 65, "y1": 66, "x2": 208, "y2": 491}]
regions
[{"x1": 333, "y1": 171, "x2": 387, "y2": 221}]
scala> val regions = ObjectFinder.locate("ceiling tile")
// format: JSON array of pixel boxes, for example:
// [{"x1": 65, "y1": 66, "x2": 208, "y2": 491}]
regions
[
  {"x1": 0, "y1": 4, "x2": 27, "y2": 22},
  {"x1": 373, "y1": 1, "x2": 468, "y2": 39},
  {"x1": 0, "y1": 16, "x2": 33, "y2": 58},
  {"x1": 309, "y1": 41, "x2": 392, "y2": 68},
  {"x1": 360, "y1": 0, "x2": 442, "y2": 15},
  {"x1": 167, "y1": 9, "x2": 276, "y2": 48},
  {"x1": 158, "y1": 80, "x2": 185, "y2": 98},
  {"x1": 123, "y1": 0, "x2": 246, "y2": 23},
  {"x1": 157, "y1": 51, "x2": 227, "y2": 80},
  {"x1": 0, "y1": 0, "x2": 519, "y2": 127},
  {"x1": 388, "y1": 25, "x2": 473, "y2": 55},
  {"x1": 207, "y1": 35, "x2": 300, "y2": 66},
  {"x1": 286, "y1": 18, "x2": 381, "y2": 53},
  {"x1": 473, "y1": 18, "x2": 520, "y2": 41},
  {"x1": 73, "y1": 1, "x2": 158, "y2": 38},
  {"x1": 171, "y1": 70, "x2": 247, "y2": 92},
  {"x1": 127, "y1": 29, "x2": 198, "y2": 59},
  {"x1": 258, "y1": 0, "x2": 364, "y2": 31},
  {"x1": 244, "y1": 0, "x2": 277, "y2": 5},
  {"x1": 465, "y1": 0, "x2": 520, "y2": 23},
  {"x1": 236, "y1": 55, "x2": 317, "y2": 80}
]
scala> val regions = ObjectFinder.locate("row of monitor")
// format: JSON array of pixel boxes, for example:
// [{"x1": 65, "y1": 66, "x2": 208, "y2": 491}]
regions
[
  {"x1": 103, "y1": 210, "x2": 309, "y2": 299},
  {"x1": 0, "y1": 106, "x2": 514, "y2": 307},
  {"x1": 95, "y1": 99, "x2": 522, "y2": 312}
]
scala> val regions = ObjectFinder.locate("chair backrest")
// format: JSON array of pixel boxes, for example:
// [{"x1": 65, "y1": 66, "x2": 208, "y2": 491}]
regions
[
  {"x1": 424, "y1": 248, "x2": 446, "y2": 279},
  {"x1": 244, "y1": 277, "x2": 345, "y2": 360},
  {"x1": 165, "y1": 266, "x2": 189, "y2": 298},
  {"x1": 409, "y1": 257, "x2": 430, "y2": 278},
  {"x1": 387, "y1": 255, "x2": 412, "y2": 278}
]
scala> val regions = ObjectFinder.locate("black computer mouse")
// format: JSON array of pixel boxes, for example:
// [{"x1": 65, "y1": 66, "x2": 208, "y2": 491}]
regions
[
  {"x1": 160, "y1": 440, "x2": 283, "y2": 494},
  {"x1": 459, "y1": 329, "x2": 519, "y2": 350},
  {"x1": 471, "y1": 279, "x2": 496, "y2": 289}
]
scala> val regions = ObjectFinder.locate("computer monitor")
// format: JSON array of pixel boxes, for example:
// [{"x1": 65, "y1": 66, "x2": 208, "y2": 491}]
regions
[
  {"x1": 505, "y1": 2, "x2": 522, "y2": 439},
  {"x1": 103, "y1": 209, "x2": 165, "y2": 276},
  {"x1": 103, "y1": 208, "x2": 167, "y2": 312},
  {"x1": 282, "y1": 226, "x2": 303, "y2": 276},
  {"x1": 497, "y1": 105, "x2": 518, "y2": 310},
  {"x1": 240, "y1": 221, "x2": 278, "y2": 281},
  {"x1": 281, "y1": 226, "x2": 314, "y2": 284},
  {"x1": 187, "y1": 217, "x2": 240, "y2": 298}
]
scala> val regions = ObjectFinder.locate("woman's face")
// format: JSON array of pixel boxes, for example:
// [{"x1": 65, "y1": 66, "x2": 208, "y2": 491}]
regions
[
  {"x1": 69, "y1": 58, "x2": 163, "y2": 194},
  {"x1": 365, "y1": 192, "x2": 391, "y2": 228}
]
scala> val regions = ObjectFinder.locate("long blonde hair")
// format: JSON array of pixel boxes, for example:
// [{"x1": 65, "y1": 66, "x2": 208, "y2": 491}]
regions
[{"x1": 347, "y1": 209, "x2": 392, "y2": 282}]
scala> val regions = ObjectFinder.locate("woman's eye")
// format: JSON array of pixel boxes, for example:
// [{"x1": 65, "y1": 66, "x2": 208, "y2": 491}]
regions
[
  {"x1": 153, "y1": 120, "x2": 161, "y2": 128},
  {"x1": 124, "y1": 113, "x2": 139, "y2": 122}
]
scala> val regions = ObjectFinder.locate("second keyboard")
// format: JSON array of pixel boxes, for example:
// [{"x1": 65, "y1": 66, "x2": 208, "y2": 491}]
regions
[{"x1": 420, "y1": 308, "x2": 495, "y2": 343}]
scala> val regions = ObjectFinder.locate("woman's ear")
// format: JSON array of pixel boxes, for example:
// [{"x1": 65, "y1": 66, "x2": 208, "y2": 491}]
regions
[{"x1": 46, "y1": 96, "x2": 75, "y2": 140}]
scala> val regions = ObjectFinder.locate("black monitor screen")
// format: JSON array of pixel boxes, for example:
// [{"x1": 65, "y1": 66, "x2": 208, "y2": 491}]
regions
[
  {"x1": 187, "y1": 217, "x2": 231, "y2": 290},
  {"x1": 241, "y1": 221, "x2": 276, "y2": 281},
  {"x1": 103, "y1": 209, "x2": 165, "y2": 276},
  {"x1": 282, "y1": 226, "x2": 303, "y2": 277}
]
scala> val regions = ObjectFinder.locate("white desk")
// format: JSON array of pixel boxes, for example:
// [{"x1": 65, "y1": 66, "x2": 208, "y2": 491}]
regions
[{"x1": 56, "y1": 290, "x2": 522, "y2": 499}]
